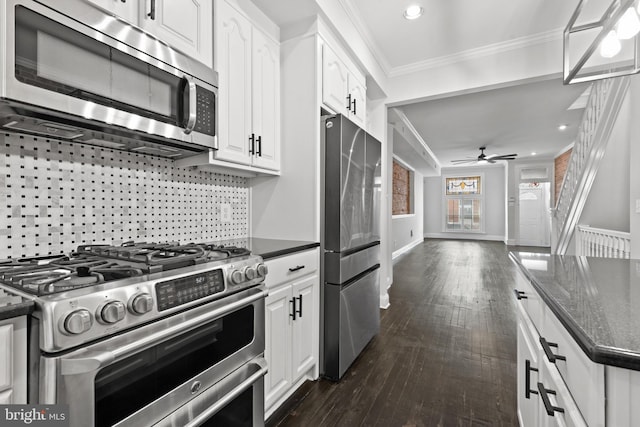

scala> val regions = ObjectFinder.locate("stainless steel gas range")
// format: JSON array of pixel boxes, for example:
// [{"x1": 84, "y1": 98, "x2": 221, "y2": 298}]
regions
[{"x1": 0, "y1": 242, "x2": 269, "y2": 427}]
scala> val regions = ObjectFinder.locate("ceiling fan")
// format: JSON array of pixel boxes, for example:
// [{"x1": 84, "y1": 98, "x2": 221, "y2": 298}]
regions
[{"x1": 450, "y1": 146, "x2": 518, "y2": 164}]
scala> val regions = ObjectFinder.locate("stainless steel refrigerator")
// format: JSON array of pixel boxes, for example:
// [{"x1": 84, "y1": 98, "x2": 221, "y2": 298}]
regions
[{"x1": 321, "y1": 113, "x2": 381, "y2": 381}]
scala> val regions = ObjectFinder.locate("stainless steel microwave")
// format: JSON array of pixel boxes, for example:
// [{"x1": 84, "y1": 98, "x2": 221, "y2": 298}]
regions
[{"x1": 0, "y1": 0, "x2": 218, "y2": 158}]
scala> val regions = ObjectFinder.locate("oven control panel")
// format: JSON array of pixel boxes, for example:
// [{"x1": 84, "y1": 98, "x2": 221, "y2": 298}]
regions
[{"x1": 156, "y1": 269, "x2": 225, "y2": 311}]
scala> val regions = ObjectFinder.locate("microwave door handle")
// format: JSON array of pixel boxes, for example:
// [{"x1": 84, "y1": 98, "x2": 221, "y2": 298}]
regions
[{"x1": 182, "y1": 75, "x2": 197, "y2": 134}]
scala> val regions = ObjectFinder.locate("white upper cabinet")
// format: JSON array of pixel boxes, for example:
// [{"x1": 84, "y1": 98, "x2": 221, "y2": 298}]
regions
[
  {"x1": 214, "y1": 0, "x2": 280, "y2": 172},
  {"x1": 251, "y1": 28, "x2": 280, "y2": 171},
  {"x1": 84, "y1": 0, "x2": 213, "y2": 67},
  {"x1": 140, "y1": 0, "x2": 213, "y2": 68},
  {"x1": 322, "y1": 44, "x2": 349, "y2": 116},
  {"x1": 321, "y1": 42, "x2": 367, "y2": 128},
  {"x1": 216, "y1": 1, "x2": 253, "y2": 165},
  {"x1": 85, "y1": 0, "x2": 138, "y2": 23}
]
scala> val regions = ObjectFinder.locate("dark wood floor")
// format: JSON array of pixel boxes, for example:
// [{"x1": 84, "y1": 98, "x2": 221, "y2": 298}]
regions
[{"x1": 267, "y1": 239, "x2": 548, "y2": 427}]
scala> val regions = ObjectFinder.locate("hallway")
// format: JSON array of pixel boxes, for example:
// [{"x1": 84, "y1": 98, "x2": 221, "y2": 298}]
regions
[{"x1": 268, "y1": 239, "x2": 535, "y2": 426}]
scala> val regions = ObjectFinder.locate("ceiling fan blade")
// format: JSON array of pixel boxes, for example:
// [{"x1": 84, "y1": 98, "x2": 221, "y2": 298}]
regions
[
  {"x1": 450, "y1": 159, "x2": 476, "y2": 164},
  {"x1": 488, "y1": 159, "x2": 496, "y2": 163},
  {"x1": 491, "y1": 154, "x2": 518, "y2": 159}
]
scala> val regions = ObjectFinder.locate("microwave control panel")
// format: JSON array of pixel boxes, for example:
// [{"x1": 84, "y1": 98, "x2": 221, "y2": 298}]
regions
[{"x1": 194, "y1": 86, "x2": 216, "y2": 136}]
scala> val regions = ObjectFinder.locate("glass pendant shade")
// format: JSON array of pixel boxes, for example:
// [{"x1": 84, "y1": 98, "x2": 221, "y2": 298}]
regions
[
  {"x1": 616, "y1": 7, "x2": 640, "y2": 39},
  {"x1": 600, "y1": 30, "x2": 622, "y2": 57}
]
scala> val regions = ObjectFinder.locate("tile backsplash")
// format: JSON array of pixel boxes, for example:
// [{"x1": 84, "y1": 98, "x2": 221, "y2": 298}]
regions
[{"x1": 0, "y1": 133, "x2": 249, "y2": 259}]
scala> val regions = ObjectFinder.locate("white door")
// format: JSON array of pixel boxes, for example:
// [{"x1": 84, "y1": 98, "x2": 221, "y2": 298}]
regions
[{"x1": 518, "y1": 183, "x2": 550, "y2": 246}]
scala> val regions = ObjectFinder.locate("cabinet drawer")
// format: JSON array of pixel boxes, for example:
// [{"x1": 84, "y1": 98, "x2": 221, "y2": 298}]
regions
[
  {"x1": 514, "y1": 270, "x2": 543, "y2": 332},
  {"x1": 264, "y1": 249, "x2": 319, "y2": 289},
  {"x1": 538, "y1": 357, "x2": 587, "y2": 427},
  {"x1": 541, "y1": 307, "x2": 605, "y2": 427}
]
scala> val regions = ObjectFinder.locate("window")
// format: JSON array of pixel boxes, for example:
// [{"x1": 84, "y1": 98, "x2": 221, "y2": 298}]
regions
[
  {"x1": 444, "y1": 175, "x2": 483, "y2": 232},
  {"x1": 392, "y1": 158, "x2": 414, "y2": 216}
]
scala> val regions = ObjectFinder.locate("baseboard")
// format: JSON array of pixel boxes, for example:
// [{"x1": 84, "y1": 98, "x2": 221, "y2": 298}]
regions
[
  {"x1": 423, "y1": 233, "x2": 505, "y2": 242},
  {"x1": 506, "y1": 239, "x2": 516, "y2": 245},
  {"x1": 392, "y1": 238, "x2": 423, "y2": 260},
  {"x1": 379, "y1": 292, "x2": 390, "y2": 309}
]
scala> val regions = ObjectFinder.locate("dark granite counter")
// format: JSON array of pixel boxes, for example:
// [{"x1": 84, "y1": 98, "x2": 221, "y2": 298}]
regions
[
  {"x1": 0, "y1": 287, "x2": 34, "y2": 321},
  {"x1": 510, "y1": 251, "x2": 640, "y2": 371},
  {"x1": 214, "y1": 238, "x2": 319, "y2": 260}
]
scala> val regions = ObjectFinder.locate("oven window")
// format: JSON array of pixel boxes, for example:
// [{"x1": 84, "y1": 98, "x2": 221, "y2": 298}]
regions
[
  {"x1": 94, "y1": 306, "x2": 254, "y2": 427},
  {"x1": 14, "y1": 5, "x2": 181, "y2": 124},
  {"x1": 201, "y1": 388, "x2": 253, "y2": 427}
]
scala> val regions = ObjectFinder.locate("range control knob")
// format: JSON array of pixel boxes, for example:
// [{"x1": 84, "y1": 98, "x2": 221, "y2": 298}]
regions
[
  {"x1": 245, "y1": 266, "x2": 257, "y2": 280},
  {"x1": 256, "y1": 263, "x2": 268, "y2": 277},
  {"x1": 97, "y1": 301, "x2": 126, "y2": 324},
  {"x1": 63, "y1": 309, "x2": 93, "y2": 335},
  {"x1": 230, "y1": 269, "x2": 245, "y2": 284},
  {"x1": 129, "y1": 293, "x2": 153, "y2": 315}
]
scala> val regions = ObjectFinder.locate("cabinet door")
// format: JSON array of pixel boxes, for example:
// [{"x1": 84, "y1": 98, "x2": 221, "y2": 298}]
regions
[
  {"x1": 140, "y1": 0, "x2": 213, "y2": 67},
  {"x1": 517, "y1": 305, "x2": 540, "y2": 427},
  {"x1": 251, "y1": 29, "x2": 280, "y2": 171},
  {"x1": 291, "y1": 276, "x2": 318, "y2": 384},
  {"x1": 215, "y1": 1, "x2": 253, "y2": 165},
  {"x1": 347, "y1": 74, "x2": 366, "y2": 128},
  {"x1": 322, "y1": 44, "x2": 349, "y2": 115},
  {"x1": 84, "y1": 0, "x2": 138, "y2": 23},
  {"x1": 265, "y1": 285, "x2": 293, "y2": 409}
]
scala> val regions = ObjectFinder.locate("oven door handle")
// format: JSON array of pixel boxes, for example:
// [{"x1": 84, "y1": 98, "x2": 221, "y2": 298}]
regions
[
  {"x1": 60, "y1": 287, "x2": 267, "y2": 374},
  {"x1": 184, "y1": 358, "x2": 268, "y2": 427}
]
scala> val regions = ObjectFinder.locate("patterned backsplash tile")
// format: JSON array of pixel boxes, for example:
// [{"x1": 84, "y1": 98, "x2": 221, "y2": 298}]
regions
[{"x1": 0, "y1": 133, "x2": 249, "y2": 259}]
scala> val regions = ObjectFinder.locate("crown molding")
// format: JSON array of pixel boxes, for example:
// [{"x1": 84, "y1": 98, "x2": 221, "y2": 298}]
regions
[
  {"x1": 338, "y1": 0, "x2": 392, "y2": 75},
  {"x1": 388, "y1": 28, "x2": 563, "y2": 78}
]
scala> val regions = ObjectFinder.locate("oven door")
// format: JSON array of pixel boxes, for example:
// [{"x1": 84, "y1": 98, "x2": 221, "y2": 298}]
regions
[{"x1": 39, "y1": 286, "x2": 266, "y2": 427}]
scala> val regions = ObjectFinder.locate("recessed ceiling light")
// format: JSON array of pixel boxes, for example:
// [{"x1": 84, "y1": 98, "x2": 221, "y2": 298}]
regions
[
  {"x1": 531, "y1": 152, "x2": 537, "y2": 156},
  {"x1": 404, "y1": 5, "x2": 423, "y2": 20},
  {"x1": 558, "y1": 124, "x2": 568, "y2": 131}
]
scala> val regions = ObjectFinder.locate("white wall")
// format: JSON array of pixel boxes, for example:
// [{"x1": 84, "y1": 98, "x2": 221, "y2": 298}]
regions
[
  {"x1": 631, "y1": 76, "x2": 640, "y2": 258},
  {"x1": 392, "y1": 171, "x2": 424, "y2": 258},
  {"x1": 424, "y1": 165, "x2": 506, "y2": 241}
]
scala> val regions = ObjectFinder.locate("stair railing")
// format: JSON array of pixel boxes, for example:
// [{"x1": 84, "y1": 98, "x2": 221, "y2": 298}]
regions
[{"x1": 553, "y1": 76, "x2": 630, "y2": 254}]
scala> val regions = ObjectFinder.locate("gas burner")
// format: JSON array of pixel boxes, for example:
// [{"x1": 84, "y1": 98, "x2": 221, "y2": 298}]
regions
[
  {"x1": 0, "y1": 256, "x2": 146, "y2": 295},
  {"x1": 77, "y1": 242, "x2": 207, "y2": 265},
  {"x1": 0, "y1": 241, "x2": 253, "y2": 296}
]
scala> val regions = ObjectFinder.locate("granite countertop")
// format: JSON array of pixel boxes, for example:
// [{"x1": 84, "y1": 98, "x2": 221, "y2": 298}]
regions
[
  {"x1": 214, "y1": 237, "x2": 320, "y2": 260},
  {"x1": 510, "y1": 251, "x2": 640, "y2": 371},
  {"x1": 0, "y1": 287, "x2": 34, "y2": 321}
]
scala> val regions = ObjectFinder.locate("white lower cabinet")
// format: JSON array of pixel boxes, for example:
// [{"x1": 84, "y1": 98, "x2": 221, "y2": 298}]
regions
[
  {"x1": 0, "y1": 316, "x2": 27, "y2": 404},
  {"x1": 515, "y1": 268, "x2": 606, "y2": 427},
  {"x1": 264, "y1": 248, "x2": 319, "y2": 419}
]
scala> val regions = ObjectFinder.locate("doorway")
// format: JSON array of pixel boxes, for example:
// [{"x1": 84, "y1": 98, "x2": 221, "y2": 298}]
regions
[{"x1": 518, "y1": 182, "x2": 550, "y2": 246}]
